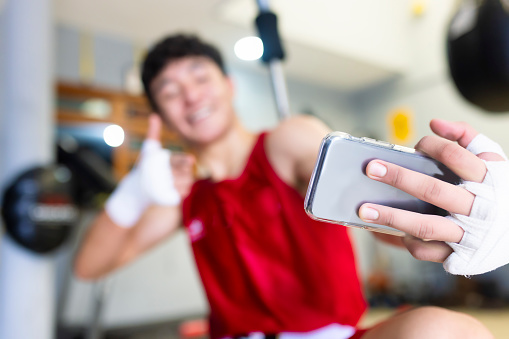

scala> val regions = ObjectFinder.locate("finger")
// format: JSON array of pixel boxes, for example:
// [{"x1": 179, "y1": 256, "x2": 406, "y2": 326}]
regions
[
  {"x1": 146, "y1": 114, "x2": 162, "y2": 141},
  {"x1": 415, "y1": 135, "x2": 486, "y2": 182},
  {"x1": 402, "y1": 235, "x2": 453, "y2": 263},
  {"x1": 431, "y1": 119, "x2": 505, "y2": 163},
  {"x1": 478, "y1": 152, "x2": 506, "y2": 162},
  {"x1": 174, "y1": 176, "x2": 194, "y2": 198},
  {"x1": 429, "y1": 119, "x2": 478, "y2": 148},
  {"x1": 359, "y1": 203, "x2": 464, "y2": 242},
  {"x1": 170, "y1": 153, "x2": 195, "y2": 172},
  {"x1": 366, "y1": 160, "x2": 475, "y2": 215}
]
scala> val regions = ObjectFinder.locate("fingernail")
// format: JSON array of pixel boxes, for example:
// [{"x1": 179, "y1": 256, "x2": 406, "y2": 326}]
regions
[
  {"x1": 367, "y1": 162, "x2": 387, "y2": 178},
  {"x1": 360, "y1": 206, "x2": 379, "y2": 221}
]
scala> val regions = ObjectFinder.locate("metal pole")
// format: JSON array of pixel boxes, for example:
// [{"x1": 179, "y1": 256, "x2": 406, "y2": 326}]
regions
[
  {"x1": 255, "y1": 0, "x2": 291, "y2": 120},
  {"x1": 269, "y1": 60, "x2": 291, "y2": 120},
  {"x1": 86, "y1": 279, "x2": 112, "y2": 339},
  {"x1": 256, "y1": 0, "x2": 270, "y2": 11},
  {"x1": 0, "y1": 0, "x2": 56, "y2": 338}
]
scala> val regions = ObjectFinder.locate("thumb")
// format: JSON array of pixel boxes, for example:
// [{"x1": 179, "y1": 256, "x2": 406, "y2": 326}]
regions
[{"x1": 146, "y1": 113, "x2": 162, "y2": 141}]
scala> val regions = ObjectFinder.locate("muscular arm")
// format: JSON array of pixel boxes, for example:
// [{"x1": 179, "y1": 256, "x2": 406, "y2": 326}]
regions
[
  {"x1": 265, "y1": 115, "x2": 332, "y2": 194},
  {"x1": 74, "y1": 205, "x2": 181, "y2": 280},
  {"x1": 266, "y1": 115, "x2": 407, "y2": 248},
  {"x1": 74, "y1": 114, "x2": 193, "y2": 280}
]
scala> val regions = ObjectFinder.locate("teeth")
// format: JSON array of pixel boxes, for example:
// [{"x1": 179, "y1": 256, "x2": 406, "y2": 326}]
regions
[{"x1": 189, "y1": 107, "x2": 210, "y2": 123}]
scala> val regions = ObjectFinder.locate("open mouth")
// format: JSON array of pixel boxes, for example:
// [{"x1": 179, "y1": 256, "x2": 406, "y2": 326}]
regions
[{"x1": 188, "y1": 107, "x2": 211, "y2": 125}]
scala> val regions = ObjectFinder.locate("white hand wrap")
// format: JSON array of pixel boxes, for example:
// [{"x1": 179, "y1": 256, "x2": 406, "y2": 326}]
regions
[
  {"x1": 444, "y1": 134, "x2": 509, "y2": 275},
  {"x1": 105, "y1": 140, "x2": 180, "y2": 228}
]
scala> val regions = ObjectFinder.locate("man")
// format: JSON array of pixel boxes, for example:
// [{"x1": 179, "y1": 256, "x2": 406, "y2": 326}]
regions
[{"x1": 74, "y1": 34, "x2": 495, "y2": 338}]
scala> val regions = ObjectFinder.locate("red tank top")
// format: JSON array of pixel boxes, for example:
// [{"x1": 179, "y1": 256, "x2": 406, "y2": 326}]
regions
[{"x1": 182, "y1": 133, "x2": 366, "y2": 338}]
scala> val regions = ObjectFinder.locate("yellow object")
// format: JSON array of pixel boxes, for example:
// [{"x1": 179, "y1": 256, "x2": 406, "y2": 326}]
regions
[
  {"x1": 388, "y1": 108, "x2": 414, "y2": 144},
  {"x1": 412, "y1": 0, "x2": 427, "y2": 17}
]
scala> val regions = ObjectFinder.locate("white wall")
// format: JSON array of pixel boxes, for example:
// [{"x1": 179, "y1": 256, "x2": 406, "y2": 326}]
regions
[
  {"x1": 355, "y1": 0, "x2": 509, "y2": 147},
  {"x1": 231, "y1": 64, "x2": 358, "y2": 132}
]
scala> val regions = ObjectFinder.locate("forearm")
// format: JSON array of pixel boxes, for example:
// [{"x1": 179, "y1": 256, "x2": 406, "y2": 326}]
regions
[
  {"x1": 74, "y1": 205, "x2": 182, "y2": 280},
  {"x1": 73, "y1": 211, "x2": 133, "y2": 280}
]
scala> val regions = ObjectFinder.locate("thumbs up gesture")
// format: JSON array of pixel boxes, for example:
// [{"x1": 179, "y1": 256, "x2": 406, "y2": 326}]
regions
[
  {"x1": 139, "y1": 114, "x2": 195, "y2": 205},
  {"x1": 105, "y1": 114, "x2": 194, "y2": 228}
]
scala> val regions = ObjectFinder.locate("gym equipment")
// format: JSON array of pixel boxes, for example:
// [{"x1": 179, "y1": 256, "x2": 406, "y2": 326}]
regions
[
  {"x1": 255, "y1": 0, "x2": 290, "y2": 120},
  {"x1": 447, "y1": 0, "x2": 509, "y2": 112},
  {"x1": 2, "y1": 165, "x2": 79, "y2": 253},
  {"x1": 57, "y1": 136, "x2": 116, "y2": 207},
  {"x1": 256, "y1": 11, "x2": 285, "y2": 63}
]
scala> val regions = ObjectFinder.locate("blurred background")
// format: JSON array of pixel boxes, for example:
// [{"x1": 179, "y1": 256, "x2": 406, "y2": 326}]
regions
[{"x1": 2, "y1": 0, "x2": 509, "y2": 338}]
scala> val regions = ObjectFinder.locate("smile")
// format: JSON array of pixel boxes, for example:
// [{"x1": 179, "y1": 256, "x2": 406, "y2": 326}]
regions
[{"x1": 188, "y1": 107, "x2": 211, "y2": 124}]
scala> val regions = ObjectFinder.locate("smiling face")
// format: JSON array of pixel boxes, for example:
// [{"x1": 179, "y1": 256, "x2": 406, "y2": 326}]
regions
[{"x1": 150, "y1": 56, "x2": 236, "y2": 146}]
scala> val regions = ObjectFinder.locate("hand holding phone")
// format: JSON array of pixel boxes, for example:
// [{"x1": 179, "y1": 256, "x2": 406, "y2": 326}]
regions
[
  {"x1": 358, "y1": 119, "x2": 506, "y2": 267},
  {"x1": 305, "y1": 131, "x2": 461, "y2": 237},
  {"x1": 306, "y1": 119, "x2": 509, "y2": 271}
]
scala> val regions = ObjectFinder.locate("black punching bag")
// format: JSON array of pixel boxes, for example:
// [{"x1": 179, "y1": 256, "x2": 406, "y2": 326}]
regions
[
  {"x1": 447, "y1": 0, "x2": 509, "y2": 112},
  {"x1": 1, "y1": 165, "x2": 79, "y2": 253}
]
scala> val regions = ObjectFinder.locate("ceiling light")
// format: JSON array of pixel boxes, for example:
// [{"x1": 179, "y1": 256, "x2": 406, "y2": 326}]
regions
[
  {"x1": 103, "y1": 124, "x2": 124, "y2": 147},
  {"x1": 234, "y1": 36, "x2": 264, "y2": 61}
]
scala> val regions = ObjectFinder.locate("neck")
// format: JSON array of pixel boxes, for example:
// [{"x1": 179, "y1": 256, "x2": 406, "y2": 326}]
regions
[{"x1": 193, "y1": 118, "x2": 257, "y2": 182}]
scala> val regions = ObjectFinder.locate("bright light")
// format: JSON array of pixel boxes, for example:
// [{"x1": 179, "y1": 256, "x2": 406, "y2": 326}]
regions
[
  {"x1": 234, "y1": 36, "x2": 264, "y2": 61},
  {"x1": 103, "y1": 124, "x2": 124, "y2": 147}
]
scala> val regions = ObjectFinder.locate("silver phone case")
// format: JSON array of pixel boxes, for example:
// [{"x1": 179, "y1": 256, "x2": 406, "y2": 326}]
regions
[{"x1": 304, "y1": 132, "x2": 459, "y2": 236}]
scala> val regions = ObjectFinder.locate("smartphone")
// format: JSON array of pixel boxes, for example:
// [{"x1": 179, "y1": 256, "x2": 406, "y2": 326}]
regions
[{"x1": 304, "y1": 132, "x2": 461, "y2": 236}]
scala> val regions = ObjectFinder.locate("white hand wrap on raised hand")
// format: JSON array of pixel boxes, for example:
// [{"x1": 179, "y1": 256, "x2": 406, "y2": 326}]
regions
[
  {"x1": 105, "y1": 140, "x2": 180, "y2": 228},
  {"x1": 444, "y1": 134, "x2": 509, "y2": 275}
]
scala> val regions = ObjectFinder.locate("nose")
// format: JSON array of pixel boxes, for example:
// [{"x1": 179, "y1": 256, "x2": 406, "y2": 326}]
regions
[{"x1": 182, "y1": 82, "x2": 202, "y2": 105}]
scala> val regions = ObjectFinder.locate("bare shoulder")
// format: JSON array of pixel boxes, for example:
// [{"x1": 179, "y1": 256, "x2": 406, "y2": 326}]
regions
[
  {"x1": 266, "y1": 115, "x2": 330, "y2": 155},
  {"x1": 266, "y1": 115, "x2": 331, "y2": 188}
]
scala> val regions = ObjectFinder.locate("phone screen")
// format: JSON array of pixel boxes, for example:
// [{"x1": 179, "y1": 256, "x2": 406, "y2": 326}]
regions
[{"x1": 305, "y1": 133, "x2": 461, "y2": 236}]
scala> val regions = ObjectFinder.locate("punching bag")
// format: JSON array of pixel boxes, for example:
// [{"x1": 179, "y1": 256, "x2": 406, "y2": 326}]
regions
[
  {"x1": 447, "y1": 0, "x2": 509, "y2": 112},
  {"x1": 2, "y1": 165, "x2": 79, "y2": 253}
]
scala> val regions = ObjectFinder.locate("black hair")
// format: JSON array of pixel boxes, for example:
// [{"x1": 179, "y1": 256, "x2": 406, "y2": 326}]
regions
[{"x1": 141, "y1": 34, "x2": 226, "y2": 112}]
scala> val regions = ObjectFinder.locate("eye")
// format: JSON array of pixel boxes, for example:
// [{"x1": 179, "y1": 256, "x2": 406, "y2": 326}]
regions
[
  {"x1": 160, "y1": 84, "x2": 181, "y2": 102},
  {"x1": 195, "y1": 74, "x2": 210, "y2": 84},
  {"x1": 193, "y1": 68, "x2": 210, "y2": 84}
]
